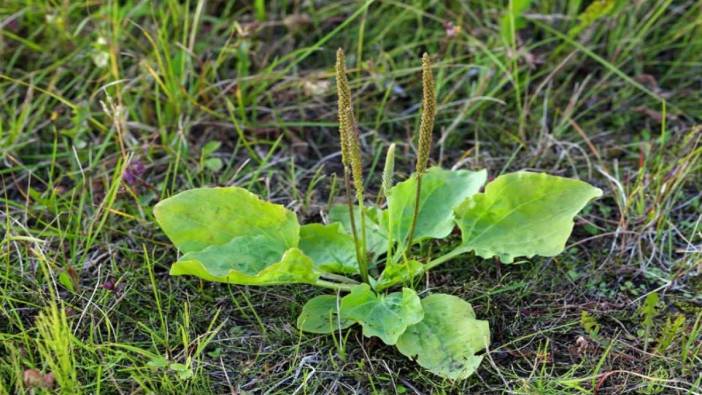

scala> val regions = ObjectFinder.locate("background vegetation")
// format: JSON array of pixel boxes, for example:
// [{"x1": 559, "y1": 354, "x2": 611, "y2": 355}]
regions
[{"x1": 1, "y1": 0, "x2": 700, "y2": 393}]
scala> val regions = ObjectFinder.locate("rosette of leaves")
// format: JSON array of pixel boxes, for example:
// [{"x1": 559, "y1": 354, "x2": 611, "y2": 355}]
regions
[{"x1": 154, "y1": 51, "x2": 602, "y2": 381}]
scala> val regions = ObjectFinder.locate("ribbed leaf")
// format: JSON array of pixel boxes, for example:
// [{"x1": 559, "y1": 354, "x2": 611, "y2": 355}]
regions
[
  {"x1": 341, "y1": 284, "x2": 423, "y2": 345},
  {"x1": 385, "y1": 167, "x2": 487, "y2": 250},
  {"x1": 154, "y1": 187, "x2": 298, "y2": 253},
  {"x1": 397, "y1": 294, "x2": 489, "y2": 380},
  {"x1": 299, "y1": 223, "x2": 358, "y2": 274},
  {"x1": 297, "y1": 295, "x2": 354, "y2": 334},
  {"x1": 375, "y1": 260, "x2": 424, "y2": 291},
  {"x1": 171, "y1": 245, "x2": 318, "y2": 285},
  {"x1": 155, "y1": 187, "x2": 319, "y2": 285},
  {"x1": 455, "y1": 172, "x2": 602, "y2": 263}
]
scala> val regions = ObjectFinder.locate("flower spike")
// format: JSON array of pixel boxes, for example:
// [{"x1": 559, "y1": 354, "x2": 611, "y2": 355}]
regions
[
  {"x1": 336, "y1": 49, "x2": 352, "y2": 167},
  {"x1": 416, "y1": 52, "x2": 435, "y2": 174}
]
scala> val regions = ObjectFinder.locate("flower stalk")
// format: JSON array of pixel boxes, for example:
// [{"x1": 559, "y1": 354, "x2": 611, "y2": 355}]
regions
[
  {"x1": 406, "y1": 53, "x2": 436, "y2": 252},
  {"x1": 336, "y1": 48, "x2": 369, "y2": 284}
]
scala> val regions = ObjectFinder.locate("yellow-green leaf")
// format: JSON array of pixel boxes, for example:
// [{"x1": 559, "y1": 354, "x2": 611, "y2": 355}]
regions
[
  {"x1": 385, "y1": 167, "x2": 487, "y2": 250},
  {"x1": 154, "y1": 187, "x2": 299, "y2": 253},
  {"x1": 299, "y1": 223, "x2": 358, "y2": 274},
  {"x1": 455, "y1": 172, "x2": 602, "y2": 263},
  {"x1": 375, "y1": 260, "x2": 424, "y2": 291},
  {"x1": 171, "y1": 246, "x2": 318, "y2": 285},
  {"x1": 500, "y1": 0, "x2": 533, "y2": 45},
  {"x1": 568, "y1": 0, "x2": 616, "y2": 39},
  {"x1": 341, "y1": 284, "x2": 423, "y2": 345},
  {"x1": 154, "y1": 186, "x2": 317, "y2": 285},
  {"x1": 297, "y1": 295, "x2": 354, "y2": 334},
  {"x1": 396, "y1": 294, "x2": 489, "y2": 380}
]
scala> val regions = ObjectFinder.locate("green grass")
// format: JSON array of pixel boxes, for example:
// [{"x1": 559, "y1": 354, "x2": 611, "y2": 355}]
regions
[{"x1": 1, "y1": 0, "x2": 701, "y2": 393}]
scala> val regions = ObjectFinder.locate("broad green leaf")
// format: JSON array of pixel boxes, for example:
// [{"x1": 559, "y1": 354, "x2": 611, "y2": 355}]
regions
[
  {"x1": 329, "y1": 205, "x2": 387, "y2": 257},
  {"x1": 177, "y1": 234, "x2": 285, "y2": 277},
  {"x1": 154, "y1": 187, "x2": 299, "y2": 253},
  {"x1": 455, "y1": 172, "x2": 602, "y2": 263},
  {"x1": 171, "y1": 245, "x2": 318, "y2": 285},
  {"x1": 299, "y1": 223, "x2": 358, "y2": 274},
  {"x1": 154, "y1": 186, "x2": 313, "y2": 285},
  {"x1": 375, "y1": 260, "x2": 424, "y2": 291},
  {"x1": 204, "y1": 157, "x2": 223, "y2": 172},
  {"x1": 341, "y1": 284, "x2": 423, "y2": 345},
  {"x1": 297, "y1": 295, "x2": 354, "y2": 334},
  {"x1": 500, "y1": 0, "x2": 533, "y2": 45},
  {"x1": 201, "y1": 140, "x2": 222, "y2": 156},
  {"x1": 396, "y1": 294, "x2": 489, "y2": 380},
  {"x1": 385, "y1": 167, "x2": 487, "y2": 250}
]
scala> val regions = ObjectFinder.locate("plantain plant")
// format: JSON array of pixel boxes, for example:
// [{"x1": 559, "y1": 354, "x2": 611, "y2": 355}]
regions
[{"x1": 153, "y1": 50, "x2": 602, "y2": 380}]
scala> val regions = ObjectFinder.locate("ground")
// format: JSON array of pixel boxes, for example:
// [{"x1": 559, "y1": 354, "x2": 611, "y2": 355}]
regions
[{"x1": 1, "y1": 0, "x2": 701, "y2": 394}]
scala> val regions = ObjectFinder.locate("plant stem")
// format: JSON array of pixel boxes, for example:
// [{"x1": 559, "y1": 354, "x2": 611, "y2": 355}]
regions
[
  {"x1": 343, "y1": 169, "x2": 369, "y2": 284},
  {"x1": 424, "y1": 245, "x2": 469, "y2": 271},
  {"x1": 386, "y1": 212, "x2": 394, "y2": 266},
  {"x1": 374, "y1": 246, "x2": 469, "y2": 291},
  {"x1": 358, "y1": 198, "x2": 368, "y2": 273},
  {"x1": 320, "y1": 273, "x2": 359, "y2": 284},
  {"x1": 405, "y1": 173, "x2": 423, "y2": 253},
  {"x1": 314, "y1": 279, "x2": 356, "y2": 292}
]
